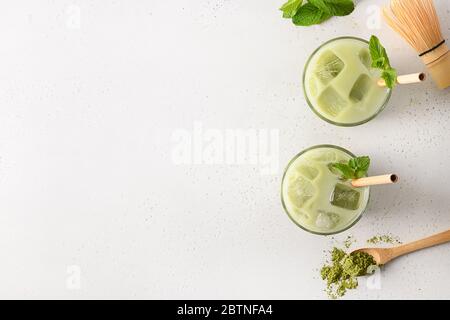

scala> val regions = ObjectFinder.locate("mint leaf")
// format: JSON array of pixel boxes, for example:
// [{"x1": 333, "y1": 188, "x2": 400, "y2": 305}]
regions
[
  {"x1": 369, "y1": 36, "x2": 390, "y2": 69},
  {"x1": 331, "y1": 163, "x2": 355, "y2": 180},
  {"x1": 280, "y1": 0, "x2": 303, "y2": 18},
  {"x1": 292, "y1": 3, "x2": 331, "y2": 26},
  {"x1": 309, "y1": 0, "x2": 354, "y2": 16},
  {"x1": 354, "y1": 156, "x2": 370, "y2": 172},
  {"x1": 369, "y1": 35, "x2": 397, "y2": 89},
  {"x1": 355, "y1": 170, "x2": 366, "y2": 179},
  {"x1": 348, "y1": 158, "x2": 357, "y2": 170},
  {"x1": 283, "y1": 0, "x2": 355, "y2": 27},
  {"x1": 307, "y1": 0, "x2": 330, "y2": 12},
  {"x1": 371, "y1": 57, "x2": 386, "y2": 69},
  {"x1": 382, "y1": 68, "x2": 397, "y2": 89},
  {"x1": 329, "y1": 156, "x2": 371, "y2": 180},
  {"x1": 326, "y1": 0, "x2": 354, "y2": 16}
]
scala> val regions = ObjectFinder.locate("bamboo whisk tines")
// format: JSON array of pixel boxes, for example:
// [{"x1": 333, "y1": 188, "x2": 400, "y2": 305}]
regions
[{"x1": 383, "y1": 0, "x2": 450, "y2": 89}]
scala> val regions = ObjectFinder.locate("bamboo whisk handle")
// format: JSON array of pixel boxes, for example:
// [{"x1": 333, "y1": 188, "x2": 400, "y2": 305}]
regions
[{"x1": 421, "y1": 43, "x2": 450, "y2": 89}]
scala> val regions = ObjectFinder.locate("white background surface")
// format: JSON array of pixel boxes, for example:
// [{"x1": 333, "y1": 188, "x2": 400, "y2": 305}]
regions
[{"x1": 0, "y1": 0, "x2": 449, "y2": 299}]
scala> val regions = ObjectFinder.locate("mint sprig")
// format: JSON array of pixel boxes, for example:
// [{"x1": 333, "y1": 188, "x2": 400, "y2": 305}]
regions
[
  {"x1": 280, "y1": 0, "x2": 354, "y2": 27},
  {"x1": 309, "y1": 0, "x2": 354, "y2": 16},
  {"x1": 293, "y1": 3, "x2": 331, "y2": 26},
  {"x1": 329, "y1": 156, "x2": 370, "y2": 180},
  {"x1": 279, "y1": 0, "x2": 303, "y2": 18},
  {"x1": 369, "y1": 35, "x2": 397, "y2": 89}
]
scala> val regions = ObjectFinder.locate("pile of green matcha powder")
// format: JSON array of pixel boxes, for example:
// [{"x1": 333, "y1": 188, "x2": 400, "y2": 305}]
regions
[{"x1": 320, "y1": 247, "x2": 377, "y2": 299}]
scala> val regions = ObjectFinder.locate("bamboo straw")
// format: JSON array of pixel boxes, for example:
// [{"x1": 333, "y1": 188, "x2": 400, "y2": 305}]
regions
[
  {"x1": 377, "y1": 72, "x2": 426, "y2": 87},
  {"x1": 351, "y1": 174, "x2": 399, "y2": 188}
]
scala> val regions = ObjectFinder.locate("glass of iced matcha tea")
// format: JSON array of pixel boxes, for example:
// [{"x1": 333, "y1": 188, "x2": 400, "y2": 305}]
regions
[
  {"x1": 303, "y1": 37, "x2": 392, "y2": 126},
  {"x1": 281, "y1": 145, "x2": 370, "y2": 235}
]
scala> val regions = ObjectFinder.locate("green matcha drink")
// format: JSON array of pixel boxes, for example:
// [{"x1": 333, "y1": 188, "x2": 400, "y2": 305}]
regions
[
  {"x1": 281, "y1": 145, "x2": 370, "y2": 235},
  {"x1": 303, "y1": 37, "x2": 392, "y2": 126}
]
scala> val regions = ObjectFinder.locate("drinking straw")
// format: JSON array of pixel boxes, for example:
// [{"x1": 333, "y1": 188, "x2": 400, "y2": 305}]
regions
[
  {"x1": 351, "y1": 174, "x2": 399, "y2": 187},
  {"x1": 377, "y1": 73, "x2": 426, "y2": 87}
]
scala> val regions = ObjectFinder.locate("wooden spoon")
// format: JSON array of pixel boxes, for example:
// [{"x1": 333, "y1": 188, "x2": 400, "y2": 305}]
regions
[{"x1": 351, "y1": 229, "x2": 450, "y2": 265}]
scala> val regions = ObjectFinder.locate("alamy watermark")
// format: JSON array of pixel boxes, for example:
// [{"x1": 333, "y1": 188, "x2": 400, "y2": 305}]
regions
[
  {"x1": 366, "y1": 4, "x2": 382, "y2": 30},
  {"x1": 66, "y1": 265, "x2": 81, "y2": 290},
  {"x1": 171, "y1": 122, "x2": 279, "y2": 175},
  {"x1": 66, "y1": 4, "x2": 81, "y2": 30},
  {"x1": 366, "y1": 265, "x2": 382, "y2": 290}
]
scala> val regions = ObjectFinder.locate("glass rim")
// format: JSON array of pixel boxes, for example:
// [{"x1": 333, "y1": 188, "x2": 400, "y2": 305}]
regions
[
  {"x1": 302, "y1": 36, "x2": 393, "y2": 127},
  {"x1": 280, "y1": 144, "x2": 370, "y2": 236}
]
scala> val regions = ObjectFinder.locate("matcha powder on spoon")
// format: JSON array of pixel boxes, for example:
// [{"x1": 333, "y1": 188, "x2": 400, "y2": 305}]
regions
[{"x1": 320, "y1": 247, "x2": 377, "y2": 299}]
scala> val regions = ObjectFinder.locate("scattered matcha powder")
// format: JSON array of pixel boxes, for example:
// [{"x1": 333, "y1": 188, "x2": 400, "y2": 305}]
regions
[
  {"x1": 367, "y1": 234, "x2": 402, "y2": 245},
  {"x1": 343, "y1": 235, "x2": 356, "y2": 249},
  {"x1": 320, "y1": 247, "x2": 377, "y2": 299}
]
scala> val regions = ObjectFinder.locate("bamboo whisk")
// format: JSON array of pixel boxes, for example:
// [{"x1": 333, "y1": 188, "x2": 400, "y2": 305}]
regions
[{"x1": 384, "y1": 0, "x2": 450, "y2": 89}]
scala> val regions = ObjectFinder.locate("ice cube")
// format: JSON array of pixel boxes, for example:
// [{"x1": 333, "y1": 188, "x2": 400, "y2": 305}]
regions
[
  {"x1": 296, "y1": 209, "x2": 311, "y2": 221},
  {"x1": 315, "y1": 211, "x2": 340, "y2": 229},
  {"x1": 331, "y1": 183, "x2": 361, "y2": 210},
  {"x1": 287, "y1": 176, "x2": 315, "y2": 208},
  {"x1": 298, "y1": 165, "x2": 319, "y2": 180},
  {"x1": 308, "y1": 76, "x2": 319, "y2": 97},
  {"x1": 359, "y1": 49, "x2": 371, "y2": 70},
  {"x1": 349, "y1": 74, "x2": 371, "y2": 103},
  {"x1": 313, "y1": 150, "x2": 337, "y2": 163},
  {"x1": 318, "y1": 86, "x2": 348, "y2": 117},
  {"x1": 315, "y1": 51, "x2": 345, "y2": 85}
]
